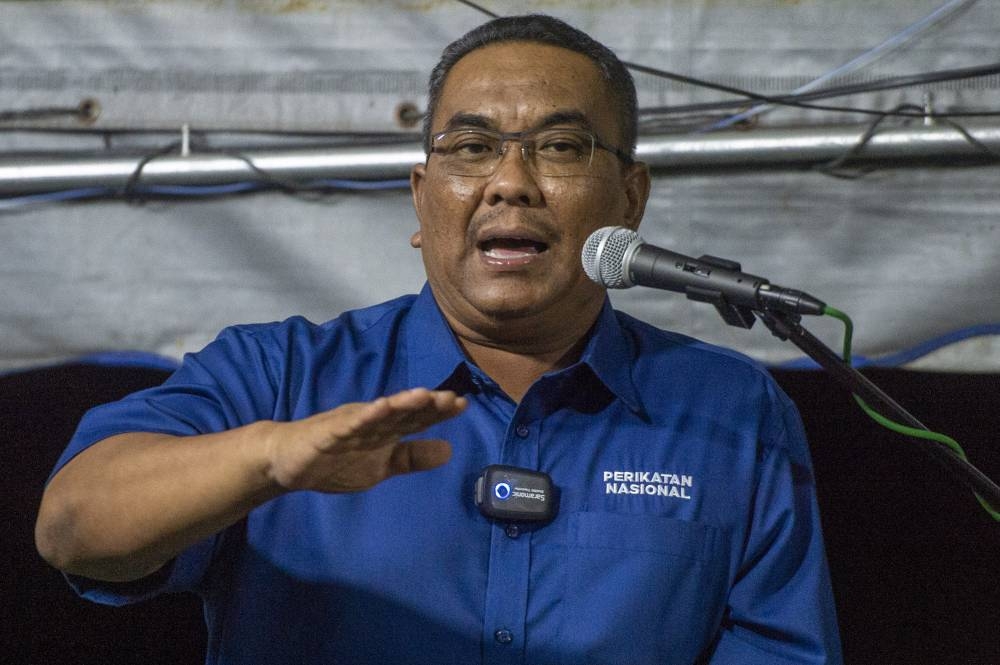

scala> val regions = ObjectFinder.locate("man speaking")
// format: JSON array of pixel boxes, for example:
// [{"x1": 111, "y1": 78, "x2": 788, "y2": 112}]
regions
[{"x1": 36, "y1": 14, "x2": 842, "y2": 664}]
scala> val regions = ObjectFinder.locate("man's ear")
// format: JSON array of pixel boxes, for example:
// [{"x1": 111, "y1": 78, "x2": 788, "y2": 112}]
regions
[
  {"x1": 410, "y1": 162, "x2": 426, "y2": 248},
  {"x1": 622, "y1": 161, "x2": 651, "y2": 232}
]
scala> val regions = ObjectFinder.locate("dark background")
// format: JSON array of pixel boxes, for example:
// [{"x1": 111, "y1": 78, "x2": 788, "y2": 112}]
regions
[{"x1": 5, "y1": 363, "x2": 999, "y2": 664}]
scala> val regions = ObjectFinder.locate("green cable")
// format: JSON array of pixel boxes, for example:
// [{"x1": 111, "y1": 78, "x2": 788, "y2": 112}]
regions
[{"x1": 822, "y1": 305, "x2": 1000, "y2": 521}]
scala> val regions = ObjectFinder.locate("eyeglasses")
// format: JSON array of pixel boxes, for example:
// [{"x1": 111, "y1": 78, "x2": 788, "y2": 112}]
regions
[{"x1": 429, "y1": 127, "x2": 631, "y2": 177}]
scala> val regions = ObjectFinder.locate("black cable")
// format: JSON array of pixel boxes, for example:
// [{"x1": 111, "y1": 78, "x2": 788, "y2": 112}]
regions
[
  {"x1": 120, "y1": 137, "x2": 370, "y2": 204},
  {"x1": 638, "y1": 62, "x2": 1000, "y2": 118},
  {"x1": 121, "y1": 141, "x2": 184, "y2": 203},
  {"x1": 452, "y1": 1, "x2": 1000, "y2": 121},
  {"x1": 212, "y1": 148, "x2": 345, "y2": 202},
  {"x1": 0, "y1": 102, "x2": 94, "y2": 123},
  {"x1": 815, "y1": 106, "x2": 909, "y2": 179},
  {"x1": 625, "y1": 60, "x2": 895, "y2": 117},
  {"x1": 816, "y1": 103, "x2": 1000, "y2": 179},
  {"x1": 455, "y1": 0, "x2": 500, "y2": 19},
  {"x1": 451, "y1": 1, "x2": 869, "y2": 117},
  {"x1": 628, "y1": 60, "x2": 1000, "y2": 120},
  {"x1": 454, "y1": 0, "x2": 844, "y2": 114},
  {"x1": 937, "y1": 116, "x2": 1000, "y2": 159}
]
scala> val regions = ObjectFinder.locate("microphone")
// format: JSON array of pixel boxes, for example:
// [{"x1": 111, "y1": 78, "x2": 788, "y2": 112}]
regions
[{"x1": 582, "y1": 226, "x2": 826, "y2": 327}]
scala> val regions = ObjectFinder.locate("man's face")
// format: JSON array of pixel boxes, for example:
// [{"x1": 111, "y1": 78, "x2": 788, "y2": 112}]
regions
[{"x1": 411, "y1": 41, "x2": 649, "y2": 341}]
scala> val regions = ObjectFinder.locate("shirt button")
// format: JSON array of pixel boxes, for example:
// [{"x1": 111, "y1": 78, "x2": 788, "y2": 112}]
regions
[
  {"x1": 494, "y1": 629, "x2": 514, "y2": 644},
  {"x1": 505, "y1": 524, "x2": 520, "y2": 539},
  {"x1": 515, "y1": 424, "x2": 529, "y2": 438}
]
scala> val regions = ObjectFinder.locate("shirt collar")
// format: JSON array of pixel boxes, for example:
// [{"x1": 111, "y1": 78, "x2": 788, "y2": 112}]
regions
[
  {"x1": 574, "y1": 297, "x2": 645, "y2": 415},
  {"x1": 405, "y1": 283, "x2": 469, "y2": 390},
  {"x1": 405, "y1": 284, "x2": 643, "y2": 414}
]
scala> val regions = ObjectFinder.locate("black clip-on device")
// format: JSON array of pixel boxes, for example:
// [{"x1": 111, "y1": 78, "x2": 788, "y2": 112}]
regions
[{"x1": 475, "y1": 465, "x2": 558, "y2": 524}]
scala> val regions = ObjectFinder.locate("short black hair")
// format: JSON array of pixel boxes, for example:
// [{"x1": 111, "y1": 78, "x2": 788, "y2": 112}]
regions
[{"x1": 422, "y1": 14, "x2": 637, "y2": 159}]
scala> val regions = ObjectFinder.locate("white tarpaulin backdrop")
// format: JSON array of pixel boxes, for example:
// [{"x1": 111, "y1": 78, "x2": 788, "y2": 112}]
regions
[{"x1": 1, "y1": 0, "x2": 999, "y2": 372}]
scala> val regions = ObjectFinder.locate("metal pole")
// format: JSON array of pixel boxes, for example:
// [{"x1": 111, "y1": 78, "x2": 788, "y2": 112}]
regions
[
  {"x1": 635, "y1": 120, "x2": 1000, "y2": 167},
  {"x1": 1, "y1": 121, "x2": 998, "y2": 195}
]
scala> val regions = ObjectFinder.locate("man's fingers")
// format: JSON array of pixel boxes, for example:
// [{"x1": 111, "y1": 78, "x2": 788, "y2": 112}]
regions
[
  {"x1": 338, "y1": 389, "x2": 466, "y2": 442},
  {"x1": 381, "y1": 388, "x2": 467, "y2": 420},
  {"x1": 386, "y1": 438, "x2": 452, "y2": 477},
  {"x1": 269, "y1": 390, "x2": 463, "y2": 493}
]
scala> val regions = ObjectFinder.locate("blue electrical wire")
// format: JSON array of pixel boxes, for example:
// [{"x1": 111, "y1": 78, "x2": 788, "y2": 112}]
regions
[
  {"x1": 865, "y1": 323, "x2": 1000, "y2": 367},
  {"x1": 0, "y1": 178, "x2": 413, "y2": 211},
  {"x1": 141, "y1": 182, "x2": 264, "y2": 196},
  {"x1": 0, "y1": 187, "x2": 113, "y2": 210},
  {"x1": 313, "y1": 178, "x2": 411, "y2": 190},
  {"x1": 142, "y1": 179, "x2": 411, "y2": 196},
  {"x1": 0, "y1": 350, "x2": 181, "y2": 378},
  {"x1": 71, "y1": 350, "x2": 182, "y2": 372},
  {"x1": 777, "y1": 323, "x2": 1000, "y2": 369}
]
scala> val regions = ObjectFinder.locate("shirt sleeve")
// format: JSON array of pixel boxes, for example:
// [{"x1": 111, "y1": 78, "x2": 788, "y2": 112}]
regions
[
  {"x1": 707, "y1": 389, "x2": 844, "y2": 665},
  {"x1": 55, "y1": 324, "x2": 280, "y2": 472},
  {"x1": 49, "y1": 324, "x2": 281, "y2": 605}
]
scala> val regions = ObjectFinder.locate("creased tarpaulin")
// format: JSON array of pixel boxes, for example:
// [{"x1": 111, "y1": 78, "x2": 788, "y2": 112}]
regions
[{"x1": 1, "y1": 0, "x2": 998, "y2": 372}]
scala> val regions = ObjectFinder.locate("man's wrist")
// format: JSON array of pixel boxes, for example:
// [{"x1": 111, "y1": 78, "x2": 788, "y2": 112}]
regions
[{"x1": 240, "y1": 419, "x2": 291, "y2": 501}]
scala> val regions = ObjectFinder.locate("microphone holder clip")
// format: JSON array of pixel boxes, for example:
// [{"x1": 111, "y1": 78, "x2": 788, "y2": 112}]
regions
[{"x1": 693, "y1": 255, "x2": 757, "y2": 329}]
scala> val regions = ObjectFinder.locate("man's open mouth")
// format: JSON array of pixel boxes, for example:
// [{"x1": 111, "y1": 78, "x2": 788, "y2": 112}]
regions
[{"x1": 479, "y1": 237, "x2": 550, "y2": 259}]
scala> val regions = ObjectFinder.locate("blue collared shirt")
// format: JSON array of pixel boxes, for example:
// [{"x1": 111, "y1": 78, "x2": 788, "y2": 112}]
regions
[{"x1": 55, "y1": 284, "x2": 842, "y2": 664}]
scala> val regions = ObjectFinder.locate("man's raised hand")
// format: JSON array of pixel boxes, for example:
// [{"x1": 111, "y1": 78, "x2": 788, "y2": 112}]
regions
[{"x1": 262, "y1": 388, "x2": 467, "y2": 493}]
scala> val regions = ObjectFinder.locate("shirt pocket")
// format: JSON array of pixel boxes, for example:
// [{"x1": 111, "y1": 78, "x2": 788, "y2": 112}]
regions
[{"x1": 557, "y1": 511, "x2": 729, "y2": 665}]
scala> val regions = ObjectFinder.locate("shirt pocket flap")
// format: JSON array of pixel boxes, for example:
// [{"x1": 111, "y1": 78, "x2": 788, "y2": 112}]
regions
[{"x1": 569, "y1": 511, "x2": 721, "y2": 562}]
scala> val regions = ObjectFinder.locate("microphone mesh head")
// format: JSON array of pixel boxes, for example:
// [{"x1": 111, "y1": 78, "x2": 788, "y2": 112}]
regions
[{"x1": 581, "y1": 226, "x2": 641, "y2": 288}]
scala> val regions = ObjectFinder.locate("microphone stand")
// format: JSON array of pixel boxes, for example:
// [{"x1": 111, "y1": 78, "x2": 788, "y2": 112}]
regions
[{"x1": 756, "y1": 309, "x2": 1000, "y2": 510}]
